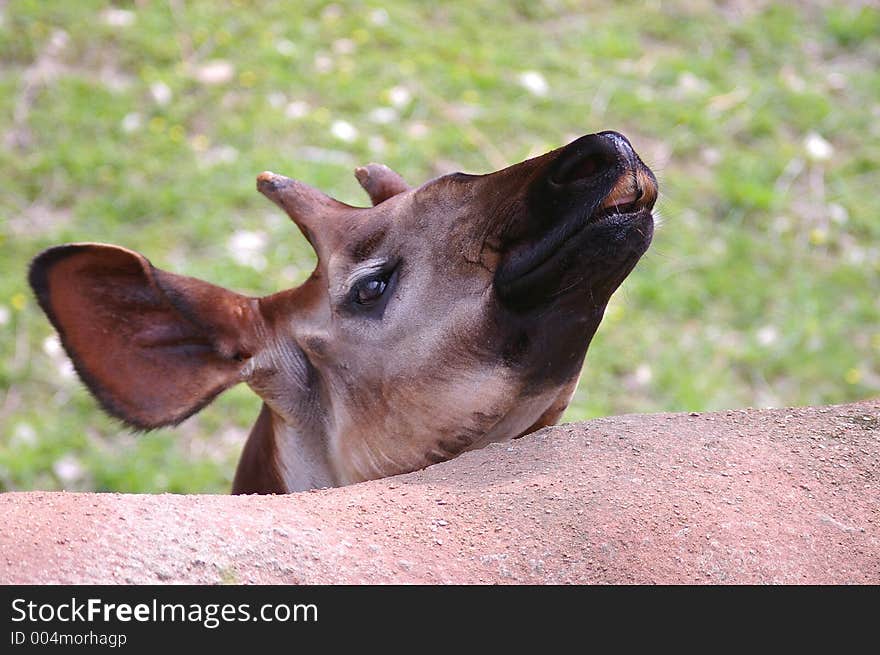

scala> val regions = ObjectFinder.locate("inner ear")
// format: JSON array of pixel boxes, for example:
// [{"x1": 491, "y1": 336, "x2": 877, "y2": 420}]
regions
[{"x1": 29, "y1": 243, "x2": 265, "y2": 429}]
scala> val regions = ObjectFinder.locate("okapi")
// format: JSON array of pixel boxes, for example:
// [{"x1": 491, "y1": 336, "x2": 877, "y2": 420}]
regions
[{"x1": 29, "y1": 131, "x2": 657, "y2": 493}]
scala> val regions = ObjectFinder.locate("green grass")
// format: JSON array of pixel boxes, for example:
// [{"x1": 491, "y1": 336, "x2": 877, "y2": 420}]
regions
[{"x1": 1, "y1": 0, "x2": 878, "y2": 492}]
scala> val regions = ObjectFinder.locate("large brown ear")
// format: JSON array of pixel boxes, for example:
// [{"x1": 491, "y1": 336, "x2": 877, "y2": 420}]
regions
[{"x1": 29, "y1": 243, "x2": 265, "y2": 429}]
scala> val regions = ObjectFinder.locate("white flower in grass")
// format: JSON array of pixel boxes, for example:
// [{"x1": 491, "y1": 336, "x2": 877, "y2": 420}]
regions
[
  {"x1": 11, "y1": 423, "x2": 37, "y2": 448},
  {"x1": 828, "y1": 203, "x2": 848, "y2": 225},
  {"x1": 267, "y1": 92, "x2": 286, "y2": 108},
  {"x1": 804, "y1": 132, "x2": 833, "y2": 162},
  {"x1": 321, "y1": 4, "x2": 342, "y2": 21},
  {"x1": 150, "y1": 81, "x2": 172, "y2": 106},
  {"x1": 228, "y1": 230, "x2": 268, "y2": 271},
  {"x1": 47, "y1": 29, "x2": 69, "y2": 52},
  {"x1": 634, "y1": 364, "x2": 653, "y2": 386},
  {"x1": 406, "y1": 121, "x2": 429, "y2": 139},
  {"x1": 43, "y1": 335, "x2": 76, "y2": 380},
  {"x1": 845, "y1": 247, "x2": 866, "y2": 266},
  {"x1": 275, "y1": 39, "x2": 296, "y2": 57},
  {"x1": 43, "y1": 335, "x2": 62, "y2": 358},
  {"x1": 314, "y1": 54, "x2": 334, "y2": 74},
  {"x1": 0, "y1": 305, "x2": 9, "y2": 326},
  {"x1": 100, "y1": 8, "x2": 135, "y2": 27},
  {"x1": 284, "y1": 100, "x2": 309, "y2": 119},
  {"x1": 388, "y1": 86, "x2": 412, "y2": 108},
  {"x1": 700, "y1": 147, "x2": 721, "y2": 166},
  {"x1": 756, "y1": 325, "x2": 779, "y2": 346},
  {"x1": 53, "y1": 455, "x2": 84, "y2": 485},
  {"x1": 370, "y1": 9, "x2": 390, "y2": 26},
  {"x1": 333, "y1": 38, "x2": 356, "y2": 55},
  {"x1": 676, "y1": 71, "x2": 708, "y2": 95},
  {"x1": 121, "y1": 112, "x2": 142, "y2": 133},
  {"x1": 331, "y1": 120, "x2": 358, "y2": 142},
  {"x1": 53, "y1": 357, "x2": 76, "y2": 380},
  {"x1": 368, "y1": 107, "x2": 397, "y2": 124},
  {"x1": 518, "y1": 71, "x2": 549, "y2": 98},
  {"x1": 218, "y1": 145, "x2": 239, "y2": 163},
  {"x1": 199, "y1": 145, "x2": 238, "y2": 167},
  {"x1": 195, "y1": 60, "x2": 235, "y2": 85},
  {"x1": 826, "y1": 72, "x2": 847, "y2": 91}
]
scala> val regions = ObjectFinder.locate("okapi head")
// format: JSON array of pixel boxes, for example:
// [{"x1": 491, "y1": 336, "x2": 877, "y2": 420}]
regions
[{"x1": 29, "y1": 131, "x2": 657, "y2": 493}]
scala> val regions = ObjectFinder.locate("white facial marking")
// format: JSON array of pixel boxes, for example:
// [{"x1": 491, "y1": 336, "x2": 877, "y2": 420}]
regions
[{"x1": 273, "y1": 415, "x2": 335, "y2": 491}]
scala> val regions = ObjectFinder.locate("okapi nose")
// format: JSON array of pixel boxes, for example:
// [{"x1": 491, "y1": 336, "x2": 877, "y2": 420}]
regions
[
  {"x1": 597, "y1": 130, "x2": 637, "y2": 160},
  {"x1": 550, "y1": 134, "x2": 621, "y2": 187}
]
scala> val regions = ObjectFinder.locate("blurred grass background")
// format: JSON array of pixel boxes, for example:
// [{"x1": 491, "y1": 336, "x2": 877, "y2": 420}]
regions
[{"x1": 1, "y1": 0, "x2": 878, "y2": 493}]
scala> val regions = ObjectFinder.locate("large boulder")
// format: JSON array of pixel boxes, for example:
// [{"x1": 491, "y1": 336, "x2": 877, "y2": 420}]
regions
[{"x1": 1, "y1": 399, "x2": 877, "y2": 584}]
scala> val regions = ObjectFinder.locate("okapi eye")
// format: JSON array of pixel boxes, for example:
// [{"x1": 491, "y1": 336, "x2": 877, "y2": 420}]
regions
[{"x1": 354, "y1": 275, "x2": 388, "y2": 304}]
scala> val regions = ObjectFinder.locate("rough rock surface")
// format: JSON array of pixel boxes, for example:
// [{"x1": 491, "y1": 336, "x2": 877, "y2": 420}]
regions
[{"x1": 1, "y1": 400, "x2": 878, "y2": 584}]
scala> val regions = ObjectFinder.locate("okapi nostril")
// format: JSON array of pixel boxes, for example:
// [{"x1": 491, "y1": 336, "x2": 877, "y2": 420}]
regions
[{"x1": 554, "y1": 152, "x2": 612, "y2": 185}]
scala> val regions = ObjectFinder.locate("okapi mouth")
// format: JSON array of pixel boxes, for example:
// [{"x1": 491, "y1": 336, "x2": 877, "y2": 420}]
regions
[
  {"x1": 589, "y1": 160, "x2": 658, "y2": 225},
  {"x1": 495, "y1": 131, "x2": 658, "y2": 308}
]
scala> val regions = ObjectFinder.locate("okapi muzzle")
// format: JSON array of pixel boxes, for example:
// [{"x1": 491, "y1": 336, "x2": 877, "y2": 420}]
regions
[{"x1": 29, "y1": 131, "x2": 657, "y2": 493}]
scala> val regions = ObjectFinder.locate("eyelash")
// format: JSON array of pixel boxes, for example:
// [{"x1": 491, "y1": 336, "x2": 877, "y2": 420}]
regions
[{"x1": 349, "y1": 266, "x2": 397, "y2": 308}]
